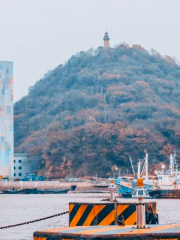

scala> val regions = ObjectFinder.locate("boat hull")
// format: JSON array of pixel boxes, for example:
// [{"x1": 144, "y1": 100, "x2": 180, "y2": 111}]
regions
[
  {"x1": 114, "y1": 180, "x2": 133, "y2": 195},
  {"x1": 2, "y1": 189, "x2": 25, "y2": 194},
  {"x1": 149, "y1": 189, "x2": 180, "y2": 198},
  {"x1": 2, "y1": 188, "x2": 69, "y2": 194}
]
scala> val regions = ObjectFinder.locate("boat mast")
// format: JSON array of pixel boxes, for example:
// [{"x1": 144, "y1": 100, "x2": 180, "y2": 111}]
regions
[
  {"x1": 145, "y1": 151, "x2": 148, "y2": 181},
  {"x1": 138, "y1": 160, "x2": 141, "y2": 179},
  {"x1": 170, "y1": 153, "x2": 173, "y2": 175},
  {"x1": 129, "y1": 156, "x2": 135, "y2": 175},
  {"x1": 170, "y1": 150, "x2": 177, "y2": 176},
  {"x1": 173, "y1": 150, "x2": 178, "y2": 181}
]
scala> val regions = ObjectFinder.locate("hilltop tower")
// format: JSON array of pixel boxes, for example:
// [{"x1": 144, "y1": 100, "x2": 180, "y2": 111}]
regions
[{"x1": 103, "y1": 31, "x2": 110, "y2": 48}]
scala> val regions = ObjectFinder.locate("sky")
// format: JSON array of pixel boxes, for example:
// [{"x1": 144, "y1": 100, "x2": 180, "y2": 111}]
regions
[{"x1": 0, "y1": 0, "x2": 180, "y2": 102}]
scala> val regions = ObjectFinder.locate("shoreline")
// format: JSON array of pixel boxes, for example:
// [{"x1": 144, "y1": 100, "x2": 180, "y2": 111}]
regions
[{"x1": 0, "y1": 181, "x2": 110, "y2": 192}]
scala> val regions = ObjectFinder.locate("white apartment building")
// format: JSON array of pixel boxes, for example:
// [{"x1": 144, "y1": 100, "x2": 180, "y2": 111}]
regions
[{"x1": 14, "y1": 153, "x2": 37, "y2": 179}]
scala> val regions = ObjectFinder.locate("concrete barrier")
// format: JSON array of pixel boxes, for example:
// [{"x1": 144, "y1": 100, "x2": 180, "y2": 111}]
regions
[{"x1": 69, "y1": 201, "x2": 156, "y2": 226}]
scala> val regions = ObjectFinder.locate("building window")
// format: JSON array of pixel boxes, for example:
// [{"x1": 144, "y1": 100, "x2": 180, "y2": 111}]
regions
[
  {"x1": 19, "y1": 166, "x2": 22, "y2": 170},
  {"x1": 14, "y1": 160, "x2": 16, "y2": 163},
  {"x1": 14, "y1": 167, "x2": 16, "y2": 170},
  {"x1": 19, "y1": 173, "x2": 22, "y2": 176},
  {"x1": 14, "y1": 173, "x2": 16, "y2": 176},
  {"x1": 19, "y1": 160, "x2": 22, "y2": 163}
]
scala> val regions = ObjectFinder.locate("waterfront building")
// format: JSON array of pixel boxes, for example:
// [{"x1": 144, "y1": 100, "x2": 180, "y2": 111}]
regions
[
  {"x1": 103, "y1": 31, "x2": 110, "y2": 48},
  {"x1": 14, "y1": 153, "x2": 38, "y2": 180},
  {"x1": 0, "y1": 61, "x2": 14, "y2": 179}
]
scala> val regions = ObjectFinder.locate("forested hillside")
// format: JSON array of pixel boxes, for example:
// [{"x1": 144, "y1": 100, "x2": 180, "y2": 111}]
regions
[{"x1": 14, "y1": 44, "x2": 180, "y2": 177}]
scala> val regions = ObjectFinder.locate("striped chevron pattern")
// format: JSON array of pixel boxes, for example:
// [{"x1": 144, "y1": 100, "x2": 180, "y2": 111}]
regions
[{"x1": 69, "y1": 202, "x2": 156, "y2": 227}]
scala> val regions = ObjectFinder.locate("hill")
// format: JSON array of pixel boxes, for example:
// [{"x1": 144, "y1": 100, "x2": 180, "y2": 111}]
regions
[{"x1": 14, "y1": 44, "x2": 180, "y2": 177}]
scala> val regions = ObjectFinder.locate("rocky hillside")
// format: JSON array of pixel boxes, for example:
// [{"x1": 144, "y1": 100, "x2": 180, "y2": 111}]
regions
[{"x1": 14, "y1": 44, "x2": 180, "y2": 177}]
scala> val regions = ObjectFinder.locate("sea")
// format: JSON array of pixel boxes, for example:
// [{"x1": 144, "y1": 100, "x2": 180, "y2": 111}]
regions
[{"x1": 0, "y1": 193, "x2": 180, "y2": 240}]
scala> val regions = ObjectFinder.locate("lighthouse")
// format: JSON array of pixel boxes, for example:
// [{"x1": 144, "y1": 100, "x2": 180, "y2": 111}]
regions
[{"x1": 103, "y1": 31, "x2": 110, "y2": 48}]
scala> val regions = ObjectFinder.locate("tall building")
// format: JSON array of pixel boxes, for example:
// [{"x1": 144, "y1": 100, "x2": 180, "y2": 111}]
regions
[
  {"x1": 103, "y1": 31, "x2": 110, "y2": 48},
  {"x1": 0, "y1": 61, "x2": 14, "y2": 178}
]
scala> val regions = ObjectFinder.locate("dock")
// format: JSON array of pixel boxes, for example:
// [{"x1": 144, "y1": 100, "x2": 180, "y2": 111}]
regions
[
  {"x1": 34, "y1": 224, "x2": 180, "y2": 240},
  {"x1": 33, "y1": 178, "x2": 171, "y2": 240}
]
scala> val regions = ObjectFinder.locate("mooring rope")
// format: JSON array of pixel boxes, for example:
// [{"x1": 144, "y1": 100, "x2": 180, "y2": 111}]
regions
[{"x1": 0, "y1": 211, "x2": 68, "y2": 230}]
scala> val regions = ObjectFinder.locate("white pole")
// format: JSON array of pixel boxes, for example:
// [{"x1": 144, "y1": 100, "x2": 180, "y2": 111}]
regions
[
  {"x1": 170, "y1": 154, "x2": 173, "y2": 175},
  {"x1": 137, "y1": 198, "x2": 145, "y2": 228},
  {"x1": 110, "y1": 180, "x2": 114, "y2": 201},
  {"x1": 110, "y1": 188, "x2": 114, "y2": 201},
  {"x1": 136, "y1": 179, "x2": 145, "y2": 229},
  {"x1": 138, "y1": 161, "x2": 141, "y2": 179},
  {"x1": 146, "y1": 153, "x2": 148, "y2": 181},
  {"x1": 129, "y1": 156, "x2": 135, "y2": 175}
]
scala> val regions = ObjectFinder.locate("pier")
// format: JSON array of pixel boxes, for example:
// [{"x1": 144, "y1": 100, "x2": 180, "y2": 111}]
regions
[
  {"x1": 33, "y1": 179, "x2": 178, "y2": 240},
  {"x1": 34, "y1": 224, "x2": 180, "y2": 240},
  {"x1": 33, "y1": 200, "x2": 157, "y2": 239},
  {"x1": 0, "y1": 181, "x2": 110, "y2": 193}
]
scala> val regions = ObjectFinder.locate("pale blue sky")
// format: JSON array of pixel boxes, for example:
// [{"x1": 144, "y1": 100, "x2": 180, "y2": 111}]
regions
[{"x1": 0, "y1": 0, "x2": 180, "y2": 102}]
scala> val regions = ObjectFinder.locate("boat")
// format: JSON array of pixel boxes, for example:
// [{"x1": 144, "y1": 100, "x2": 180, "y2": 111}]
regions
[
  {"x1": 45, "y1": 188, "x2": 69, "y2": 194},
  {"x1": 114, "y1": 177, "x2": 134, "y2": 195},
  {"x1": 92, "y1": 184, "x2": 109, "y2": 188},
  {"x1": 26, "y1": 188, "x2": 69, "y2": 194},
  {"x1": 2, "y1": 189, "x2": 26, "y2": 194},
  {"x1": 2, "y1": 188, "x2": 69, "y2": 194},
  {"x1": 115, "y1": 152, "x2": 155, "y2": 197},
  {"x1": 116, "y1": 150, "x2": 180, "y2": 199},
  {"x1": 149, "y1": 189, "x2": 180, "y2": 198},
  {"x1": 148, "y1": 151, "x2": 180, "y2": 198}
]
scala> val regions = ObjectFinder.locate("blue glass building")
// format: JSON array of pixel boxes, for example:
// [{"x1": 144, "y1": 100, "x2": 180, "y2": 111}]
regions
[{"x1": 0, "y1": 61, "x2": 14, "y2": 178}]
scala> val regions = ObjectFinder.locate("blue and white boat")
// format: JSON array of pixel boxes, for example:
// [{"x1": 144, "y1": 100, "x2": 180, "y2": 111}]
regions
[
  {"x1": 114, "y1": 177, "x2": 134, "y2": 195},
  {"x1": 114, "y1": 152, "x2": 155, "y2": 197}
]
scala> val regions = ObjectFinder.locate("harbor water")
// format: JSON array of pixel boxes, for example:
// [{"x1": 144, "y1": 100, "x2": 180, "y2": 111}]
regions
[{"x1": 1, "y1": 193, "x2": 180, "y2": 240}]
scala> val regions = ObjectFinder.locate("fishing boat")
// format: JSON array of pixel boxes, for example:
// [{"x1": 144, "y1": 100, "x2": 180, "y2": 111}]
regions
[
  {"x1": 149, "y1": 151, "x2": 180, "y2": 198},
  {"x1": 92, "y1": 183, "x2": 109, "y2": 188},
  {"x1": 114, "y1": 177, "x2": 134, "y2": 196},
  {"x1": 149, "y1": 189, "x2": 180, "y2": 198},
  {"x1": 40, "y1": 188, "x2": 69, "y2": 194},
  {"x1": 114, "y1": 152, "x2": 155, "y2": 197},
  {"x1": 2, "y1": 188, "x2": 69, "y2": 194},
  {"x1": 115, "y1": 150, "x2": 180, "y2": 199},
  {"x1": 2, "y1": 188, "x2": 26, "y2": 194}
]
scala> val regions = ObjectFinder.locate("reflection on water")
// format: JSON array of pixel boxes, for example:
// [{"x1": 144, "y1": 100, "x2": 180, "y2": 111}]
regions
[{"x1": 0, "y1": 193, "x2": 180, "y2": 240}]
